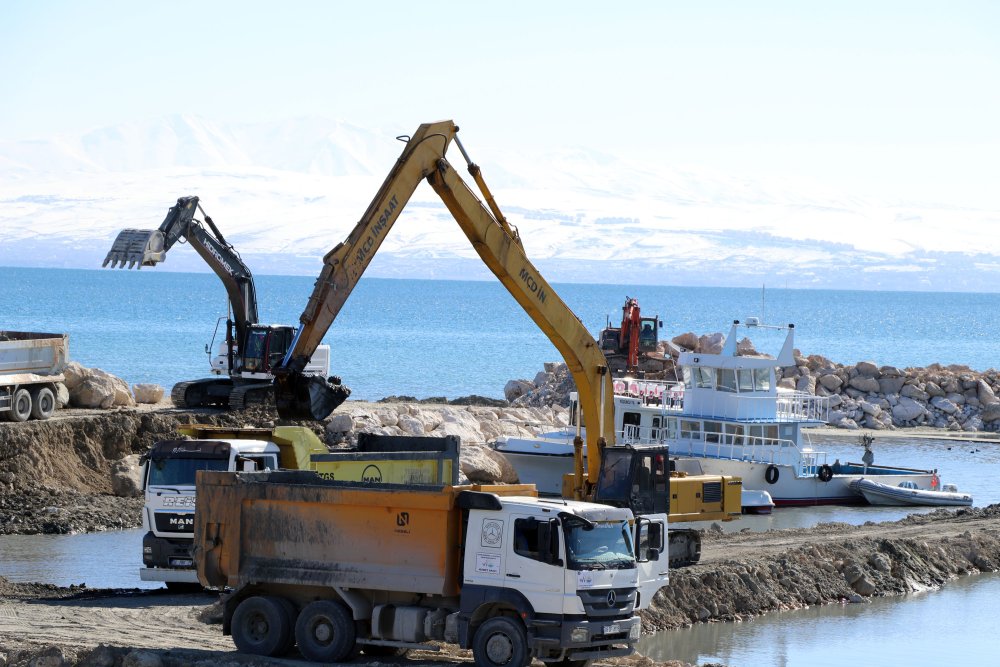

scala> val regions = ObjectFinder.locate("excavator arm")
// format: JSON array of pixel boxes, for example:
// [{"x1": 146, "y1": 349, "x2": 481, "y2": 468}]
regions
[
  {"x1": 103, "y1": 196, "x2": 260, "y2": 347},
  {"x1": 274, "y1": 120, "x2": 614, "y2": 492}
]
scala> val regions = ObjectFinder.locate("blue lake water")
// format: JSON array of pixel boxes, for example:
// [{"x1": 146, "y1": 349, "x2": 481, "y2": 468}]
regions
[{"x1": 2, "y1": 266, "x2": 1000, "y2": 401}]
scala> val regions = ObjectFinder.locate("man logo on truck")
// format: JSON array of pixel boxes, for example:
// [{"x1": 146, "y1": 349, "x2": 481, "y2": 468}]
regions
[{"x1": 361, "y1": 465, "x2": 383, "y2": 484}]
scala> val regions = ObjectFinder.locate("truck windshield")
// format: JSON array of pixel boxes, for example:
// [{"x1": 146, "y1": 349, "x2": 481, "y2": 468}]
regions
[
  {"x1": 564, "y1": 520, "x2": 635, "y2": 570},
  {"x1": 146, "y1": 457, "x2": 229, "y2": 487}
]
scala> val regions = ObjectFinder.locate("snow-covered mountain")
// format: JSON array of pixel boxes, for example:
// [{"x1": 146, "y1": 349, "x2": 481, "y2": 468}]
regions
[{"x1": 2, "y1": 115, "x2": 998, "y2": 291}]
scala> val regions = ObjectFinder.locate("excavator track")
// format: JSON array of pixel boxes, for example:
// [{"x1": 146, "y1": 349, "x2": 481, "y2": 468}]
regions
[
  {"x1": 170, "y1": 378, "x2": 233, "y2": 409},
  {"x1": 228, "y1": 383, "x2": 274, "y2": 411}
]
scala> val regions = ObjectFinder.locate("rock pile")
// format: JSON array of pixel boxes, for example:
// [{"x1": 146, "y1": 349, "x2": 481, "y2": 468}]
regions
[
  {"x1": 781, "y1": 355, "x2": 1000, "y2": 432},
  {"x1": 59, "y1": 362, "x2": 165, "y2": 409}
]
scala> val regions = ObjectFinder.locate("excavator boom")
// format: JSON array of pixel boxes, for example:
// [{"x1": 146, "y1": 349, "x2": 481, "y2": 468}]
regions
[
  {"x1": 103, "y1": 196, "x2": 260, "y2": 340},
  {"x1": 274, "y1": 121, "x2": 614, "y2": 491}
]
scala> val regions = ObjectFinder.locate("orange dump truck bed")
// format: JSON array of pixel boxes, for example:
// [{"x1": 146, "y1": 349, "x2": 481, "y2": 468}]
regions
[{"x1": 194, "y1": 470, "x2": 535, "y2": 596}]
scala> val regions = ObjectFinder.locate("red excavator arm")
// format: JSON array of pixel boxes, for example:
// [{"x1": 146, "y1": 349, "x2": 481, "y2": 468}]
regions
[{"x1": 619, "y1": 297, "x2": 641, "y2": 373}]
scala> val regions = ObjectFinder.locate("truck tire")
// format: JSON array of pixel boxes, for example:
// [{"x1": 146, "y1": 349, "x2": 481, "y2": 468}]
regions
[
  {"x1": 473, "y1": 617, "x2": 529, "y2": 667},
  {"x1": 30, "y1": 387, "x2": 56, "y2": 420},
  {"x1": 9, "y1": 388, "x2": 32, "y2": 422},
  {"x1": 275, "y1": 597, "x2": 298, "y2": 655},
  {"x1": 294, "y1": 600, "x2": 356, "y2": 662},
  {"x1": 231, "y1": 595, "x2": 293, "y2": 657}
]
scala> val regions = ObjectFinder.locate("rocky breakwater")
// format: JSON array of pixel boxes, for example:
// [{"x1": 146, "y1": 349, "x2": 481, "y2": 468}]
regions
[
  {"x1": 505, "y1": 331, "x2": 1000, "y2": 433},
  {"x1": 781, "y1": 356, "x2": 1000, "y2": 433}
]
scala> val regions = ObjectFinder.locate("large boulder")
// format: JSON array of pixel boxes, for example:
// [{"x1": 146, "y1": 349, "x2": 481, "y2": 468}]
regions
[
  {"x1": 848, "y1": 376, "x2": 880, "y2": 394},
  {"x1": 891, "y1": 397, "x2": 925, "y2": 422},
  {"x1": 855, "y1": 361, "x2": 880, "y2": 377},
  {"x1": 111, "y1": 454, "x2": 144, "y2": 498},
  {"x1": 72, "y1": 375, "x2": 117, "y2": 408},
  {"x1": 819, "y1": 374, "x2": 843, "y2": 391},
  {"x1": 132, "y1": 384, "x2": 164, "y2": 404},
  {"x1": 504, "y1": 379, "x2": 535, "y2": 403},
  {"x1": 461, "y1": 444, "x2": 518, "y2": 484},
  {"x1": 672, "y1": 332, "x2": 700, "y2": 351}
]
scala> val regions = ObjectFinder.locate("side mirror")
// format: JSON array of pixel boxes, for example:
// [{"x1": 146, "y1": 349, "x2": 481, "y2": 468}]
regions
[{"x1": 537, "y1": 519, "x2": 562, "y2": 566}]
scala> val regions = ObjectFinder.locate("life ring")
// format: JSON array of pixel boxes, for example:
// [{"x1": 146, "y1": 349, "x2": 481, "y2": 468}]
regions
[
  {"x1": 931, "y1": 473, "x2": 940, "y2": 490},
  {"x1": 764, "y1": 465, "x2": 780, "y2": 484},
  {"x1": 818, "y1": 464, "x2": 833, "y2": 483}
]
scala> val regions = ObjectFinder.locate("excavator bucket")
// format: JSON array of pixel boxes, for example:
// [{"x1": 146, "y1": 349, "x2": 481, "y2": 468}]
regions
[
  {"x1": 275, "y1": 372, "x2": 351, "y2": 420},
  {"x1": 102, "y1": 229, "x2": 167, "y2": 269}
]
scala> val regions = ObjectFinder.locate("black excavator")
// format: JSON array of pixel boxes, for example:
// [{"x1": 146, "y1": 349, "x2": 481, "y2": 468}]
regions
[{"x1": 103, "y1": 196, "x2": 350, "y2": 411}]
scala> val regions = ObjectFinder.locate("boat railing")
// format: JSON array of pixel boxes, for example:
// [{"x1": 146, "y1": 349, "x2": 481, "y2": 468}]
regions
[
  {"x1": 665, "y1": 431, "x2": 830, "y2": 473},
  {"x1": 682, "y1": 390, "x2": 829, "y2": 423}
]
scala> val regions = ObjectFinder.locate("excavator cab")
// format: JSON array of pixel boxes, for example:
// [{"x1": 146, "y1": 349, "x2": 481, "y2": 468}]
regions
[
  {"x1": 638, "y1": 317, "x2": 659, "y2": 352},
  {"x1": 240, "y1": 325, "x2": 295, "y2": 375},
  {"x1": 593, "y1": 446, "x2": 670, "y2": 516}
]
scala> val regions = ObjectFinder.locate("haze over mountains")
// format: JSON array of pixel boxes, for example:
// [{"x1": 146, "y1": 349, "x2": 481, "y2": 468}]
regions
[{"x1": 2, "y1": 115, "x2": 997, "y2": 291}]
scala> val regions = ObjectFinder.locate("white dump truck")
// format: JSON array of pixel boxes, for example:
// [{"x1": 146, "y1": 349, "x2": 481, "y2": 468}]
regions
[
  {"x1": 0, "y1": 331, "x2": 68, "y2": 421},
  {"x1": 194, "y1": 471, "x2": 667, "y2": 667}
]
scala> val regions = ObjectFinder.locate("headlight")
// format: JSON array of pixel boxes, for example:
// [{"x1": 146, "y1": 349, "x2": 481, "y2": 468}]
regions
[
  {"x1": 143, "y1": 546, "x2": 153, "y2": 554},
  {"x1": 629, "y1": 622, "x2": 641, "y2": 640},
  {"x1": 570, "y1": 627, "x2": 589, "y2": 643}
]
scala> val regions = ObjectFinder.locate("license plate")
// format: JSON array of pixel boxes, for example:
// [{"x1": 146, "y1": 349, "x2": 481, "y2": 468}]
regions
[
  {"x1": 169, "y1": 558, "x2": 193, "y2": 567},
  {"x1": 603, "y1": 623, "x2": 620, "y2": 634}
]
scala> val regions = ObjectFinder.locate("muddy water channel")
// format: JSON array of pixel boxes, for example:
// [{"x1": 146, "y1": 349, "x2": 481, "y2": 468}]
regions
[{"x1": 640, "y1": 572, "x2": 999, "y2": 666}]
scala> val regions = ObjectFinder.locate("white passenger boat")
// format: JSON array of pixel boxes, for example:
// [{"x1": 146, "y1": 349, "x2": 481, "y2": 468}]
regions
[
  {"x1": 495, "y1": 320, "x2": 945, "y2": 507},
  {"x1": 849, "y1": 478, "x2": 972, "y2": 507}
]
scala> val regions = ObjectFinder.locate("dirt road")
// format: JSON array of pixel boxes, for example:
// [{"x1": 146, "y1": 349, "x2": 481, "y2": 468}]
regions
[{"x1": 3, "y1": 507, "x2": 997, "y2": 667}]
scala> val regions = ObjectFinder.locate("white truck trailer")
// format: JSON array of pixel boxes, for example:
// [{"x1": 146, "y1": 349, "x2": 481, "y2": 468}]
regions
[{"x1": 0, "y1": 331, "x2": 68, "y2": 421}]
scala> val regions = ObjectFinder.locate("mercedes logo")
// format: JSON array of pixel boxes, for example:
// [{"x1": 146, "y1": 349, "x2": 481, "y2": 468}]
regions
[{"x1": 606, "y1": 590, "x2": 617, "y2": 606}]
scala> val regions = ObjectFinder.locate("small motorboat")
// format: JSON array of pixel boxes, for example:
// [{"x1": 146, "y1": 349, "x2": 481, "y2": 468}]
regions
[
  {"x1": 850, "y1": 477, "x2": 973, "y2": 507},
  {"x1": 742, "y1": 489, "x2": 775, "y2": 515}
]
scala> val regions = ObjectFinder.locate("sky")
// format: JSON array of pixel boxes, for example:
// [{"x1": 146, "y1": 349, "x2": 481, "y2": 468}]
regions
[{"x1": 2, "y1": 1, "x2": 999, "y2": 208}]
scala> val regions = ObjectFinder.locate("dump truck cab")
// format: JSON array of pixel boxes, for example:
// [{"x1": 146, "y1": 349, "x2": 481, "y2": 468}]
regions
[
  {"x1": 140, "y1": 438, "x2": 280, "y2": 585},
  {"x1": 459, "y1": 494, "x2": 650, "y2": 662}
]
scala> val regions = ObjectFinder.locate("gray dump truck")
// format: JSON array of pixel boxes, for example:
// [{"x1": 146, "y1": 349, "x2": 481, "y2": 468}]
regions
[{"x1": 0, "y1": 331, "x2": 68, "y2": 421}]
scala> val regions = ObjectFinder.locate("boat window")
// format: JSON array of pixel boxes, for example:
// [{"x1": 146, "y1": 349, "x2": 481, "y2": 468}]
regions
[
  {"x1": 779, "y1": 424, "x2": 795, "y2": 441},
  {"x1": 725, "y1": 424, "x2": 745, "y2": 445},
  {"x1": 665, "y1": 417, "x2": 679, "y2": 439},
  {"x1": 737, "y1": 369, "x2": 754, "y2": 392},
  {"x1": 716, "y1": 369, "x2": 737, "y2": 393},
  {"x1": 696, "y1": 367, "x2": 714, "y2": 388},
  {"x1": 704, "y1": 421, "x2": 721, "y2": 444},
  {"x1": 651, "y1": 417, "x2": 661, "y2": 441},
  {"x1": 680, "y1": 420, "x2": 702, "y2": 440},
  {"x1": 754, "y1": 368, "x2": 771, "y2": 391},
  {"x1": 683, "y1": 368, "x2": 693, "y2": 389}
]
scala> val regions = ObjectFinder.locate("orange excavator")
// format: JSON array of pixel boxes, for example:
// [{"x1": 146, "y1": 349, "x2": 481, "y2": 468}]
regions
[{"x1": 598, "y1": 297, "x2": 664, "y2": 376}]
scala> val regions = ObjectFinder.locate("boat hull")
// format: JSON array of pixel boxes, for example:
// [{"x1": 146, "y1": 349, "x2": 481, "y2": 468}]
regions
[{"x1": 850, "y1": 478, "x2": 973, "y2": 507}]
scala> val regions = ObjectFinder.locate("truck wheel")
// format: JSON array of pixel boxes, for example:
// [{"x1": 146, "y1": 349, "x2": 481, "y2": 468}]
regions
[
  {"x1": 9, "y1": 388, "x2": 32, "y2": 422},
  {"x1": 30, "y1": 387, "x2": 56, "y2": 420},
  {"x1": 473, "y1": 617, "x2": 529, "y2": 667},
  {"x1": 275, "y1": 597, "x2": 298, "y2": 655},
  {"x1": 231, "y1": 595, "x2": 292, "y2": 657},
  {"x1": 294, "y1": 600, "x2": 356, "y2": 662}
]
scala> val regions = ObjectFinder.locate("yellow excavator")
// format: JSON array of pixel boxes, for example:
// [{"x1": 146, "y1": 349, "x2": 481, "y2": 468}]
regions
[{"x1": 273, "y1": 120, "x2": 741, "y2": 565}]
